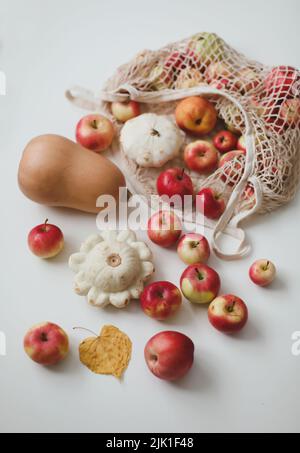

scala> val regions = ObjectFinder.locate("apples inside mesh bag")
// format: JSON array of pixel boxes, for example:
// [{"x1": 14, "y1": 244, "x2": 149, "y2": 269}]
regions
[{"x1": 66, "y1": 33, "x2": 300, "y2": 259}]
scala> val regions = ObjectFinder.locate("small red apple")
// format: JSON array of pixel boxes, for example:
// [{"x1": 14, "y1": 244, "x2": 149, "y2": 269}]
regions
[
  {"x1": 249, "y1": 259, "x2": 276, "y2": 287},
  {"x1": 208, "y1": 294, "x2": 248, "y2": 333},
  {"x1": 213, "y1": 130, "x2": 238, "y2": 153},
  {"x1": 196, "y1": 188, "x2": 226, "y2": 220},
  {"x1": 111, "y1": 101, "x2": 141, "y2": 123},
  {"x1": 147, "y1": 210, "x2": 182, "y2": 248},
  {"x1": 140, "y1": 281, "x2": 182, "y2": 320},
  {"x1": 180, "y1": 263, "x2": 221, "y2": 304},
  {"x1": 24, "y1": 322, "x2": 69, "y2": 365},
  {"x1": 28, "y1": 219, "x2": 64, "y2": 259},
  {"x1": 177, "y1": 233, "x2": 210, "y2": 265},
  {"x1": 184, "y1": 140, "x2": 218, "y2": 174},
  {"x1": 157, "y1": 168, "x2": 194, "y2": 204},
  {"x1": 76, "y1": 114, "x2": 114, "y2": 152},
  {"x1": 144, "y1": 331, "x2": 194, "y2": 381}
]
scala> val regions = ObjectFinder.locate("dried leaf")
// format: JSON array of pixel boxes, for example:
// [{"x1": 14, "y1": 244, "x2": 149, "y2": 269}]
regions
[{"x1": 79, "y1": 325, "x2": 132, "y2": 378}]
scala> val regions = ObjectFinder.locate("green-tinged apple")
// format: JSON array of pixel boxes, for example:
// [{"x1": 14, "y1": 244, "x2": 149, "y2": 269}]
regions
[
  {"x1": 237, "y1": 135, "x2": 246, "y2": 152},
  {"x1": 140, "y1": 281, "x2": 182, "y2": 320},
  {"x1": 24, "y1": 322, "x2": 69, "y2": 365},
  {"x1": 184, "y1": 140, "x2": 218, "y2": 174},
  {"x1": 177, "y1": 233, "x2": 210, "y2": 265},
  {"x1": 235, "y1": 67, "x2": 261, "y2": 93},
  {"x1": 249, "y1": 259, "x2": 276, "y2": 287},
  {"x1": 111, "y1": 101, "x2": 141, "y2": 123},
  {"x1": 28, "y1": 219, "x2": 64, "y2": 259},
  {"x1": 180, "y1": 263, "x2": 221, "y2": 304},
  {"x1": 76, "y1": 114, "x2": 114, "y2": 152},
  {"x1": 175, "y1": 96, "x2": 217, "y2": 136},
  {"x1": 188, "y1": 32, "x2": 225, "y2": 65},
  {"x1": 208, "y1": 294, "x2": 248, "y2": 333},
  {"x1": 144, "y1": 331, "x2": 194, "y2": 381},
  {"x1": 279, "y1": 98, "x2": 300, "y2": 127}
]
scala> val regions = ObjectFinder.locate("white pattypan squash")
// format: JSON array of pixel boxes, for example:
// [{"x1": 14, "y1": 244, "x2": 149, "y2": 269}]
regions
[
  {"x1": 120, "y1": 113, "x2": 184, "y2": 167},
  {"x1": 69, "y1": 230, "x2": 154, "y2": 308}
]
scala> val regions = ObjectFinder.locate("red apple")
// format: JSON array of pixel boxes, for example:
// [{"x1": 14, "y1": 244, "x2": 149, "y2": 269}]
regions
[
  {"x1": 237, "y1": 135, "x2": 246, "y2": 152},
  {"x1": 177, "y1": 233, "x2": 210, "y2": 265},
  {"x1": 28, "y1": 219, "x2": 64, "y2": 259},
  {"x1": 184, "y1": 140, "x2": 218, "y2": 174},
  {"x1": 140, "y1": 281, "x2": 182, "y2": 320},
  {"x1": 157, "y1": 168, "x2": 194, "y2": 204},
  {"x1": 75, "y1": 114, "x2": 114, "y2": 152},
  {"x1": 213, "y1": 130, "x2": 238, "y2": 153},
  {"x1": 208, "y1": 294, "x2": 248, "y2": 333},
  {"x1": 262, "y1": 101, "x2": 285, "y2": 134},
  {"x1": 24, "y1": 322, "x2": 69, "y2": 365},
  {"x1": 144, "y1": 331, "x2": 194, "y2": 381},
  {"x1": 180, "y1": 263, "x2": 221, "y2": 304},
  {"x1": 219, "y1": 150, "x2": 246, "y2": 185},
  {"x1": 175, "y1": 96, "x2": 217, "y2": 136},
  {"x1": 265, "y1": 66, "x2": 299, "y2": 98},
  {"x1": 111, "y1": 101, "x2": 141, "y2": 123},
  {"x1": 196, "y1": 188, "x2": 226, "y2": 220},
  {"x1": 147, "y1": 210, "x2": 182, "y2": 248},
  {"x1": 279, "y1": 98, "x2": 300, "y2": 127},
  {"x1": 249, "y1": 259, "x2": 276, "y2": 287}
]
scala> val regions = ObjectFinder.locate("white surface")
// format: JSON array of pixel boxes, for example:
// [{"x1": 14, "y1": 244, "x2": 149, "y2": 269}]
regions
[{"x1": 1, "y1": 0, "x2": 300, "y2": 434}]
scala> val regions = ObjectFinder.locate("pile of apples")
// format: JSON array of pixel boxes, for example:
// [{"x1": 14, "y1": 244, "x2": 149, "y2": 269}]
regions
[
  {"x1": 157, "y1": 95, "x2": 248, "y2": 220},
  {"x1": 145, "y1": 209, "x2": 276, "y2": 380}
]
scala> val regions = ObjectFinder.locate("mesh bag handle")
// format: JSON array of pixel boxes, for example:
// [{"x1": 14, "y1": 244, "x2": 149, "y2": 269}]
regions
[{"x1": 66, "y1": 83, "x2": 261, "y2": 259}]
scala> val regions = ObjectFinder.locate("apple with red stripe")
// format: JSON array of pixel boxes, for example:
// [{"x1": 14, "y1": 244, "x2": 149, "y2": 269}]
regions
[
  {"x1": 208, "y1": 294, "x2": 248, "y2": 333},
  {"x1": 28, "y1": 219, "x2": 64, "y2": 259},
  {"x1": 24, "y1": 322, "x2": 69, "y2": 366},
  {"x1": 184, "y1": 140, "x2": 218, "y2": 174},
  {"x1": 140, "y1": 281, "x2": 182, "y2": 320},
  {"x1": 249, "y1": 259, "x2": 276, "y2": 287},
  {"x1": 76, "y1": 114, "x2": 114, "y2": 152},
  {"x1": 144, "y1": 331, "x2": 194, "y2": 381},
  {"x1": 180, "y1": 263, "x2": 221, "y2": 304},
  {"x1": 147, "y1": 210, "x2": 182, "y2": 248},
  {"x1": 279, "y1": 98, "x2": 300, "y2": 128},
  {"x1": 196, "y1": 188, "x2": 226, "y2": 220},
  {"x1": 177, "y1": 233, "x2": 210, "y2": 265}
]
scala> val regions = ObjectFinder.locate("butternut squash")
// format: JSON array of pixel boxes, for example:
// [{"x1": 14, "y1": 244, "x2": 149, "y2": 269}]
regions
[{"x1": 18, "y1": 134, "x2": 125, "y2": 213}]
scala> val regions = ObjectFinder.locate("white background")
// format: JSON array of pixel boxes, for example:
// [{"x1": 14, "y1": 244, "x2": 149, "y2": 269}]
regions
[{"x1": 1, "y1": 0, "x2": 300, "y2": 434}]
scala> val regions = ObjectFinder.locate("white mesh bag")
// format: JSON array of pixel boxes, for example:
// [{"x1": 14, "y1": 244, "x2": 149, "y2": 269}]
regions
[{"x1": 66, "y1": 32, "x2": 300, "y2": 260}]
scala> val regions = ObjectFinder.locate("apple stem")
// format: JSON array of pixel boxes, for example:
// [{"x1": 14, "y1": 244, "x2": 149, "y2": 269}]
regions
[
  {"x1": 177, "y1": 168, "x2": 185, "y2": 181},
  {"x1": 73, "y1": 327, "x2": 98, "y2": 337},
  {"x1": 42, "y1": 218, "x2": 49, "y2": 232},
  {"x1": 227, "y1": 302, "x2": 235, "y2": 313},
  {"x1": 91, "y1": 119, "x2": 98, "y2": 129},
  {"x1": 195, "y1": 268, "x2": 204, "y2": 281}
]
